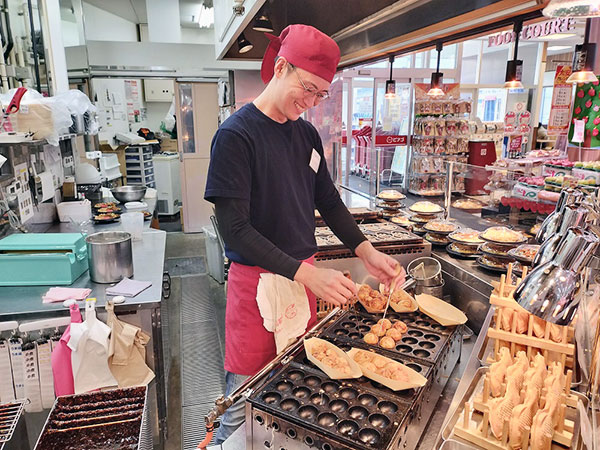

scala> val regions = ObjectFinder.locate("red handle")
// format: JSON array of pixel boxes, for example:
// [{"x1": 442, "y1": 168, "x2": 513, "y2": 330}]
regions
[{"x1": 6, "y1": 87, "x2": 27, "y2": 114}]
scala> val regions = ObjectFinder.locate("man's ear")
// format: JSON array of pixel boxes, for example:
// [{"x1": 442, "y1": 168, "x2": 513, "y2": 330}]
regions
[{"x1": 273, "y1": 57, "x2": 288, "y2": 79}]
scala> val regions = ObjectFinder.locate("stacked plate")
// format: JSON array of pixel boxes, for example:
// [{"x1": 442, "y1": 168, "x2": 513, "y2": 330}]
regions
[
  {"x1": 376, "y1": 190, "x2": 405, "y2": 215},
  {"x1": 92, "y1": 202, "x2": 122, "y2": 224},
  {"x1": 476, "y1": 226, "x2": 527, "y2": 273},
  {"x1": 446, "y1": 229, "x2": 484, "y2": 259},
  {"x1": 422, "y1": 219, "x2": 459, "y2": 247},
  {"x1": 408, "y1": 202, "x2": 445, "y2": 235}
]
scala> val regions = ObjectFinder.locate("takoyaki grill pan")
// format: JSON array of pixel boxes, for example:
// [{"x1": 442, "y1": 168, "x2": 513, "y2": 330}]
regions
[
  {"x1": 320, "y1": 310, "x2": 451, "y2": 364},
  {"x1": 248, "y1": 360, "x2": 412, "y2": 450}
]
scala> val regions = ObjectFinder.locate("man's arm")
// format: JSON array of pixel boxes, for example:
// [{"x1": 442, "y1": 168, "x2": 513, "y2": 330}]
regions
[{"x1": 214, "y1": 197, "x2": 301, "y2": 280}]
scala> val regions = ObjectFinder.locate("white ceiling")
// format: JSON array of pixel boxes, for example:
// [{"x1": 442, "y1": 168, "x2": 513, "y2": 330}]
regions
[{"x1": 82, "y1": 0, "x2": 209, "y2": 29}]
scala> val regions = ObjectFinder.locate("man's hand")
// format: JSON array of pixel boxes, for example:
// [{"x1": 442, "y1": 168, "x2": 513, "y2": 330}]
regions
[
  {"x1": 355, "y1": 241, "x2": 406, "y2": 289},
  {"x1": 294, "y1": 263, "x2": 357, "y2": 306}
]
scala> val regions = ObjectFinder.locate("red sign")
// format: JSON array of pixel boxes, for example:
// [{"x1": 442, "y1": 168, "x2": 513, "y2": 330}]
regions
[{"x1": 341, "y1": 135, "x2": 407, "y2": 146}]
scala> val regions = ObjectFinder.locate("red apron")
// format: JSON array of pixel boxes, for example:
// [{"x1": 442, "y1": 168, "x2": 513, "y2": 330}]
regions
[{"x1": 224, "y1": 257, "x2": 317, "y2": 376}]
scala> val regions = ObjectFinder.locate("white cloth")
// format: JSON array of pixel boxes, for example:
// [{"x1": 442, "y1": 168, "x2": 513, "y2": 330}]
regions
[
  {"x1": 68, "y1": 299, "x2": 117, "y2": 394},
  {"x1": 256, "y1": 273, "x2": 311, "y2": 354}
]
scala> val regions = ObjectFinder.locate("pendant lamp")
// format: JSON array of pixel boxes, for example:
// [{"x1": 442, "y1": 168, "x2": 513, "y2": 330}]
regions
[
  {"x1": 566, "y1": 19, "x2": 597, "y2": 83},
  {"x1": 252, "y1": 13, "x2": 274, "y2": 33},
  {"x1": 427, "y1": 42, "x2": 445, "y2": 97},
  {"x1": 237, "y1": 33, "x2": 253, "y2": 54},
  {"x1": 543, "y1": 0, "x2": 600, "y2": 18},
  {"x1": 505, "y1": 21, "x2": 524, "y2": 89},
  {"x1": 385, "y1": 55, "x2": 396, "y2": 99}
]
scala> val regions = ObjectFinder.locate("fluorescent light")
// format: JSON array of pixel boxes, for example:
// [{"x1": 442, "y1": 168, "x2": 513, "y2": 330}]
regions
[
  {"x1": 548, "y1": 45, "x2": 573, "y2": 51},
  {"x1": 197, "y1": 5, "x2": 214, "y2": 28}
]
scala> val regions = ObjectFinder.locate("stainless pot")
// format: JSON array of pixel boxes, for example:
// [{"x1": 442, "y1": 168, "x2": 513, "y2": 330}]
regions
[
  {"x1": 86, "y1": 231, "x2": 133, "y2": 283},
  {"x1": 407, "y1": 257, "x2": 443, "y2": 287},
  {"x1": 415, "y1": 279, "x2": 445, "y2": 297}
]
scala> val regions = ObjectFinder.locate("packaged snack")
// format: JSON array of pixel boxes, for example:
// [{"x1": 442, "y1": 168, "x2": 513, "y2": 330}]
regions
[
  {"x1": 445, "y1": 118, "x2": 458, "y2": 136},
  {"x1": 434, "y1": 118, "x2": 446, "y2": 137},
  {"x1": 445, "y1": 137, "x2": 457, "y2": 154},
  {"x1": 434, "y1": 137, "x2": 446, "y2": 154}
]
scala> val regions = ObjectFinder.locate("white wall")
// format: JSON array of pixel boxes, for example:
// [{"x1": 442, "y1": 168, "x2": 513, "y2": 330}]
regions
[
  {"x1": 181, "y1": 28, "x2": 215, "y2": 45},
  {"x1": 61, "y1": 19, "x2": 81, "y2": 47},
  {"x1": 82, "y1": 2, "x2": 137, "y2": 42}
]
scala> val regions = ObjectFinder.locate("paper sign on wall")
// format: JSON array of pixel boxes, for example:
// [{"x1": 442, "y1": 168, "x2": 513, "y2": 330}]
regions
[
  {"x1": 548, "y1": 65, "x2": 573, "y2": 136},
  {"x1": 573, "y1": 119, "x2": 586, "y2": 143}
]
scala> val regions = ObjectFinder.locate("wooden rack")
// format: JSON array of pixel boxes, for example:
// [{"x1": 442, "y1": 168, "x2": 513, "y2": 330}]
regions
[{"x1": 487, "y1": 264, "x2": 575, "y2": 369}]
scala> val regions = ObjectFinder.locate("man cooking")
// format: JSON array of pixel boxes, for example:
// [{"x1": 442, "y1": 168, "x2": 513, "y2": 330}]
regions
[{"x1": 205, "y1": 24, "x2": 406, "y2": 443}]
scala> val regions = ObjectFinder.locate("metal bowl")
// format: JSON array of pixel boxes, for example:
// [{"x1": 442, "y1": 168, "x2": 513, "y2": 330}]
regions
[{"x1": 111, "y1": 185, "x2": 147, "y2": 203}]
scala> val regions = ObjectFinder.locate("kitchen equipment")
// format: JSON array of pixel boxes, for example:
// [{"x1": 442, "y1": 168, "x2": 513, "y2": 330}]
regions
[
  {"x1": 153, "y1": 153, "x2": 181, "y2": 215},
  {"x1": 34, "y1": 386, "x2": 151, "y2": 450},
  {"x1": 111, "y1": 186, "x2": 147, "y2": 204},
  {"x1": 248, "y1": 307, "x2": 463, "y2": 450},
  {"x1": 121, "y1": 212, "x2": 144, "y2": 241},
  {"x1": 56, "y1": 200, "x2": 92, "y2": 223},
  {"x1": 536, "y1": 188, "x2": 584, "y2": 243},
  {"x1": 415, "y1": 279, "x2": 445, "y2": 297},
  {"x1": 85, "y1": 231, "x2": 133, "y2": 283},
  {"x1": 407, "y1": 257, "x2": 443, "y2": 287},
  {"x1": 0, "y1": 233, "x2": 88, "y2": 286}
]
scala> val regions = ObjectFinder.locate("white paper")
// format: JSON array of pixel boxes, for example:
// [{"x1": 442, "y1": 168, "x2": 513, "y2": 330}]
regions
[
  {"x1": 309, "y1": 148, "x2": 321, "y2": 173},
  {"x1": 9, "y1": 339, "x2": 24, "y2": 399},
  {"x1": 23, "y1": 345, "x2": 42, "y2": 412},
  {"x1": 38, "y1": 172, "x2": 54, "y2": 202},
  {"x1": 36, "y1": 340, "x2": 54, "y2": 409},
  {"x1": 0, "y1": 153, "x2": 7, "y2": 169}
]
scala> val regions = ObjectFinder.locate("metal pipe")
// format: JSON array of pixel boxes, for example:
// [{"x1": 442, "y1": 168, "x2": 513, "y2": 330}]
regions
[{"x1": 26, "y1": 0, "x2": 40, "y2": 93}]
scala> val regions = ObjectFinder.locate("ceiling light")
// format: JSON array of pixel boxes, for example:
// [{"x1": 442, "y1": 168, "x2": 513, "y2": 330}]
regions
[
  {"x1": 196, "y1": 5, "x2": 214, "y2": 28},
  {"x1": 427, "y1": 42, "x2": 444, "y2": 97},
  {"x1": 543, "y1": 0, "x2": 600, "y2": 18},
  {"x1": 237, "y1": 33, "x2": 253, "y2": 54},
  {"x1": 566, "y1": 20, "x2": 597, "y2": 83},
  {"x1": 385, "y1": 55, "x2": 396, "y2": 99},
  {"x1": 548, "y1": 45, "x2": 573, "y2": 51},
  {"x1": 505, "y1": 21, "x2": 524, "y2": 89},
  {"x1": 252, "y1": 14, "x2": 274, "y2": 33}
]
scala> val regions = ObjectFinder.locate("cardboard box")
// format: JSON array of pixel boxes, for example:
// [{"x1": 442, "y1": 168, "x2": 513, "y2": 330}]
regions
[{"x1": 160, "y1": 138, "x2": 178, "y2": 153}]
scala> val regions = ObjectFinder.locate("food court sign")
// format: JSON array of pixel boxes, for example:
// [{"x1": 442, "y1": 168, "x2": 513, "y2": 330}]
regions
[{"x1": 488, "y1": 18, "x2": 576, "y2": 47}]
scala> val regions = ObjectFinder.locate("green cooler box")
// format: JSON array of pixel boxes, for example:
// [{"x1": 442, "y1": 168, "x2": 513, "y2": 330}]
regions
[{"x1": 0, "y1": 233, "x2": 89, "y2": 286}]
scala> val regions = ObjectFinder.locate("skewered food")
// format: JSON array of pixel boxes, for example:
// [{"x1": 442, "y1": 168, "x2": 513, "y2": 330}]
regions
[
  {"x1": 377, "y1": 318, "x2": 392, "y2": 330},
  {"x1": 392, "y1": 320, "x2": 408, "y2": 334},
  {"x1": 371, "y1": 323, "x2": 386, "y2": 337},
  {"x1": 364, "y1": 333, "x2": 378, "y2": 345},
  {"x1": 357, "y1": 284, "x2": 387, "y2": 311},
  {"x1": 385, "y1": 328, "x2": 403, "y2": 341}
]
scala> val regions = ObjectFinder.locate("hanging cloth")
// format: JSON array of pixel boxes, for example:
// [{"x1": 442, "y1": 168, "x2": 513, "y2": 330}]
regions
[
  {"x1": 105, "y1": 301, "x2": 154, "y2": 387},
  {"x1": 68, "y1": 299, "x2": 117, "y2": 394},
  {"x1": 51, "y1": 302, "x2": 82, "y2": 396}
]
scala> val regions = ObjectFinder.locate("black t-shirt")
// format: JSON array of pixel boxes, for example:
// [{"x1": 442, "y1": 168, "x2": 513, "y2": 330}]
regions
[{"x1": 205, "y1": 103, "x2": 341, "y2": 266}]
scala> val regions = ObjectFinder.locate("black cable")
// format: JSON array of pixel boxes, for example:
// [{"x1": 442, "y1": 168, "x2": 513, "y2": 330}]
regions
[
  {"x1": 3, "y1": 0, "x2": 13, "y2": 62},
  {"x1": 27, "y1": 0, "x2": 41, "y2": 93}
]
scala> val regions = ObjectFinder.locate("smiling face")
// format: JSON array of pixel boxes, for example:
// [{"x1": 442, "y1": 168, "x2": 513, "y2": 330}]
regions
[{"x1": 270, "y1": 57, "x2": 331, "y2": 122}]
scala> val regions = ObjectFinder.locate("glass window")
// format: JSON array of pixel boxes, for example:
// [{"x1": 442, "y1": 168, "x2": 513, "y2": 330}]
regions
[
  {"x1": 364, "y1": 54, "x2": 411, "y2": 70},
  {"x1": 178, "y1": 84, "x2": 195, "y2": 153},
  {"x1": 415, "y1": 51, "x2": 427, "y2": 68},
  {"x1": 476, "y1": 88, "x2": 507, "y2": 122},
  {"x1": 539, "y1": 86, "x2": 553, "y2": 126},
  {"x1": 430, "y1": 43, "x2": 457, "y2": 69}
]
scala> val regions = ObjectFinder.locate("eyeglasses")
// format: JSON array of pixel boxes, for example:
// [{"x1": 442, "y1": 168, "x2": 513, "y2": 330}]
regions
[{"x1": 289, "y1": 63, "x2": 330, "y2": 100}]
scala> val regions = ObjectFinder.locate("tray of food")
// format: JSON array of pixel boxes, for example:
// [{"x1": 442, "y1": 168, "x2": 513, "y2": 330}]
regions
[
  {"x1": 446, "y1": 243, "x2": 480, "y2": 259},
  {"x1": 441, "y1": 360, "x2": 585, "y2": 450},
  {"x1": 507, "y1": 244, "x2": 539, "y2": 265},
  {"x1": 376, "y1": 201, "x2": 403, "y2": 211},
  {"x1": 409, "y1": 201, "x2": 444, "y2": 215},
  {"x1": 390, "y1": 215, "x2": 411, "y2": 227},
  {"x1": 451, "y1": 198, "x2": 485, "y2": 212},
  {"x1": 322, "y1": 310, "x2": 450, "y2": 364},
  {"x1": 142, "y1": 211, "x2": 152, "y2": 221},
  {"x1": 476, "y1": 255, "x2": 508, "y2": 273},
  {"x1": 425, "y1": 232, "x2": 450, "y2": 246},
  {"x1": 93, "y1": 212, "x2": 120, "y2": 224},
  {"x1": 409, "y1": 214, "x2": 435, "y2": 224},
  {"x1": 448, "y1": 229, "x2": 484, "y2": 245},
  {"x1": 355, "y1": 284, "x2": 417, "y2": 314},
  {"x1": 479, "y1": 226, "x2": 527, "y2": 245},
  {"x1": 479, "y1": 242, "x2": 513, "y2": 259},
  {"x1": 423, "y1": 220, "x2": 459, "y2": 234},
  {"x1": 377, "y1": 189, "x2": 406, "y2": 202}
]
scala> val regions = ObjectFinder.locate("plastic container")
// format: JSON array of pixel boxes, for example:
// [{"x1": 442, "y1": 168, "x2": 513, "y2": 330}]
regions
[
  {"x1": 121, "y1": 212, "x2": 144, "y2": 241},
  {"x1": 57, "y1": 200, "x2": 92, "y2": 223},
  {"x1": 203, "y1": 226, "x2": 225, "y2": 283}
]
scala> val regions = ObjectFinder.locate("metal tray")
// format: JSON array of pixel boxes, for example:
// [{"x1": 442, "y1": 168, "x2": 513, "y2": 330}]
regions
[
  {"x1": 446, "y1": 244, "x2": 479, "y2": 260},
  {"x1": 34, "y1": 386, "x2": 151, "y2": 450},
  {"x1": 441, "y1": 366, "x2": 587, "y2": 449},
  {"x1": 0, "y1": 400, "x2": 25, "y2": 450},
  {"x1": 476, "y1": 256, "x2": 508, "y2": 274}
]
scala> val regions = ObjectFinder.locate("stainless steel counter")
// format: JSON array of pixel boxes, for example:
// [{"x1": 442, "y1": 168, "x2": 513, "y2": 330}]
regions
[{"x1": 0, "y1": 224, "x2": 167, "y2": 448}]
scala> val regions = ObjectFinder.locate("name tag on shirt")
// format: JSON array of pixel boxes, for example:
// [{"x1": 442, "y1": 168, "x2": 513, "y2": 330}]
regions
[{"x1": 309, "y1": 148, "x2": 321, "y2": 173}]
